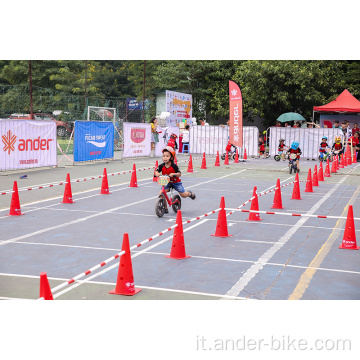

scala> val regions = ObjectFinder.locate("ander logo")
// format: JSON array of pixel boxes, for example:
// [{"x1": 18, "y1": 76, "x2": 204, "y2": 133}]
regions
[{"x1": 2, "y1": 130, "x2": 17, "y2": 155}]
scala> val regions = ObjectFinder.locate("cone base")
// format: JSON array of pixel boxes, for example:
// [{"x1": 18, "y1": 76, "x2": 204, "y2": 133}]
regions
[
  {"x1": 291, "y1": 198, "x2": 302, "y2": 200},
  {"x1": 109, "y1": 288, "x2": 142, "y2": 296},
  {"x1": 215, "y1": 164, "x2": 220, "y2": 167},
  {"x1": 128, "y1": 185, "x2": 138, "y2": 187},
  {"x1": 61, "y1": 201, "x2": 75, "y2": 204},
  {"x1": 271, "y1": 206, "x2": 284, "y2": 209},
  {"x1": 7, "y1": 212, "x2": 24, "y2": 216},
  {"x1": 339, "y1": 245, "x2": 359, "y2": 250},
  {"x1": 304, "y1": 190, "x2": 314, "y2": 193},
  {"x1": 100, "y1": 191, "x2": 112, "y2": 195},
  {"x1": 200, "y1": 166, "x2": 207, "y2": 169},
  {"x1": 165, "y1": 255, "x2": 191, "y2": 259},
  {"x1": 211, "y1": 234, "x2": 233, "y2": 238},
  {"x1": 246, "y1": 218, "x2": 263, "y2": 222}
]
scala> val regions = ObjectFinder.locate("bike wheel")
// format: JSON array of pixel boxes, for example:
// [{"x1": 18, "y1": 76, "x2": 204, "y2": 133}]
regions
[
  {"x1": 155, "y1": 196, "x2": 166, "y2": 217},
  {"x1": 221, "y1": 154, "x2": 225, "y2": 160},
  {"x1": 274, "y1": 155, "x2": 280, "y2": 161},
  {"x1": 289, "y1": 164, "x2": 293, "y2": 174},
  {"x1": 171, "y1": 194, "x2": 181, "y2": 213}
]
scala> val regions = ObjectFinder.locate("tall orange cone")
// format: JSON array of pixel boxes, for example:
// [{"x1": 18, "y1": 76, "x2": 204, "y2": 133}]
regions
[
  {"x1": 339, "y1": 154, "x2": 344, "y2": 168},
  {"x1": 129, "y1": 164, "x2": 138, "y2": 187},
  {"x1": 247, "y1": 187, "x2": 263, "y2": 221},
  {"x1": 344, "y1": 151, "x2": 348, "y2": 166},
  {"x1": 215, "y1": 151, "x2": 220, "y2": 166},
  {"x1": 318, "y1": 161, "x2": 325, "y2": 181},
  {"x1": 211, "y1": 197, "x2": 233, "y2": 237},
  {"x1": 339, "y1": 206, "x2": 359, "y2": 250},
  {"x1": 39, "y1": 272, "x2": 53, "y2": 300},
  {"x1": 234, "y1": 148, "x2": 239, "y2": 163},
  {"x1": 271, "y1": 179, "x2": 284, "y2": 209},
  {"x1": 8, "y1": 181, "x2": 23, "y2": 216},
  {"x1": 324, "y1": 159, "x2": 331, "y2": 177},
  {"x1": 312, "y1": 165, "x2": 319, "y2": 186},
  {"x1": 39, "y1": 272, "x2": 54, "y2": 300},
  {"x1": 109, "y1": 233, "x2": 142, "y2": 295},
  {"x1": 200, "y1": 152, "x2": 207, "y2": 169},
  {"x1": 304, "y1": 168, "x2": 314, "y2": 192},
  {"x1": 347, "y1": 147, "x2": 352, "y2": 165},
  {"x1": 243, "y1": 148, "x2": 248, "y2": 160},
  {"x1": 100, "y1": 168, "x2": 111, "y2": 194},
  {"x1": 153, "y1": 160, "x2": 159, "y2": 182},
  {"x1": 62, "y1": 173, "x2": 74, "y2": 203},
  {"x1": 165, "y1": 210, "x2": 191, "y2": 259},
  {"x1": 330, "y1": 158, "x2": 337, "y2": 173},
  {"x1": 187, "y1": 155, "x2": 193, "y2": 172},
  {"x1": 291, "y1": 173, "x2": 302, "y2": 200},
  {"x1": 224, "y1": 152, "x2": 229, "y2": 165}
]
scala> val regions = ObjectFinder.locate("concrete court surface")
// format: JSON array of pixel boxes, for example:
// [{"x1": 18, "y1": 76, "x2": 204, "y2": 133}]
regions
[{"x1": 0, "y1": 151, "x2": 360, "y2": 300}]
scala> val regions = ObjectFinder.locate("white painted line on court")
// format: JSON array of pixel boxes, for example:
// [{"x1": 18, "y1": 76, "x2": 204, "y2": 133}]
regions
[
  {"x1": 52, "y1": 219, "x2": 209, "y2": 298},
  {"x1": 221, "y1": 173, "x2": 350, "y2": 300},
  {"x1": 235, "y1": 239, "x2": 277, "y2": 244}
]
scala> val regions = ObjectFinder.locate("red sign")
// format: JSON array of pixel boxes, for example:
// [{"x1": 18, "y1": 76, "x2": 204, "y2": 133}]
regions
[
  {"x1": 131, "y1": 128, "x2": 146, "y2": 143},
  {"x1": 229, "y1": 80, "x2": 243, "y2": 148}
]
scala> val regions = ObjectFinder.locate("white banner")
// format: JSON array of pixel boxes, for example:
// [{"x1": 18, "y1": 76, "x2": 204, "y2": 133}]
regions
[
  {"x1": 155, "y1": 126, "x2": 179, "y2": 157},
  {"x1": 189, "y1": 126, "x2": 259, "y2": 156},
  {"x1": 166, "y1": 90, "x2": 192, "y2": 127},
  {"x1": 0, "y1": 119, "x2": 56, "y2": 170},
  {"x1": 122, "y1": 122, "x2": 151, "y2": 157},
  {"x1": 269, "y1": 127, "x2": 343, "y2": 159}
]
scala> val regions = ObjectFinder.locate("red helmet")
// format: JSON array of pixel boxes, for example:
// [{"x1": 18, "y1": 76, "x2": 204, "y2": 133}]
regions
[
  {"x1": 162, "y1": 146, "x2": 175, "y2": 158},
  {"x1": 170, "y1": 133, "x2": 178, "y2": 139}
]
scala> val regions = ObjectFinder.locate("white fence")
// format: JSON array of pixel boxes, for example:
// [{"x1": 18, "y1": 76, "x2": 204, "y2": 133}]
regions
[
  {"x1": 189, "y1": 126, "x2": 259, "y2": 156},
  {"x1": 268, "y1": 127, "x2": 343, "y2": 159}
]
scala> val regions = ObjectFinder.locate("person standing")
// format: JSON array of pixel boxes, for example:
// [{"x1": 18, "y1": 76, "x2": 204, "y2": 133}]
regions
[
  {"x1": 352, "y1": 123, "x2": 359, "y2": 136},
  {"x1": 182, "y1": 124, "x2": 190, "y2": 149},
  {"x1": 150, "y1": 117, "x2": 159, "y2": 157}
]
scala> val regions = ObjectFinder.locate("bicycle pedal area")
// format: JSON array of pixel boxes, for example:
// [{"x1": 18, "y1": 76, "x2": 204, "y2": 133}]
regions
[{"x1": 0, "y1": 153, "x2": 360, "y2": 302}]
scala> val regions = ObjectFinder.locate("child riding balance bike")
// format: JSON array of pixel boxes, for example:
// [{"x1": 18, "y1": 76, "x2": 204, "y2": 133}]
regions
[
  {"x1": 154, "y1": 146, "x2": 196, "y2": 217},
  {"x1": 319, "y1": 136, "x2": 331, "y2": 162},
  {"x1": 286, "y1": 141, "x2": 302, "y2": 174}
]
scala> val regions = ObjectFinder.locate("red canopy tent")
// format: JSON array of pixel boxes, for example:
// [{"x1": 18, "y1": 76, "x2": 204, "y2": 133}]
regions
[{"x1": 313, "y1": 89, "x2": 360, "y2": 113}]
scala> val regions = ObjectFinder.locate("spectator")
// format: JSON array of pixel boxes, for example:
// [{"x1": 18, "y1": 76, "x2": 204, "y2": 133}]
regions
[
  {"x1": 341, "y1": 122, "x2": 348, "y2": 139},
  {"x1": 345, "y1": 121, "x2": 352, "y2": 139},
  {"x1": 333, "y1": 120, "x2": 341, "y2": 129},
  {"x1": 352, "y1": 123, "x2": 359, "y2": 136},
  {"x1": 284, "y1": 122, "x2": 290, "y2": 127},
  {"x1": 150, "y1": 117, "x2": 159, "y2": 157},
  {"x1": 323, "y1": 124, "x2": 328, "y2": 128},
  {"x1": 182, "y1": 124, "x2": 190, "y2": 149},
  {"x1": 275, "y1": 121, "x2": 282, "y2": 127},
  {"x1": 348, "y1": 131, "x2": 360, "y2": 162}
]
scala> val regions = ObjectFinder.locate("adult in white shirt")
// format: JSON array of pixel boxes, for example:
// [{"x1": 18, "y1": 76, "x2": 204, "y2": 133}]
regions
[{"x1": 182, "y1": 124, "x2": 190, "y2": 144}]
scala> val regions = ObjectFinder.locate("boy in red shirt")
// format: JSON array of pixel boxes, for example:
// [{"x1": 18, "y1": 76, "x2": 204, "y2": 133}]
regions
[
  {"x1": 331, "y1": 136, "x2": 343, "y2": 161},
  {"x1": 155, "y1": 146, "x2": 196, "y2": 213},
  {"x1": 348, "y1": 132, "x2": 360, "y2": 162}
]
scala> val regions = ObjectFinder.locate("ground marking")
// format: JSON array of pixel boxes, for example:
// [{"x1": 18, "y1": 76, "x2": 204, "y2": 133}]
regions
[{"x1": 221, "y1": 173, "x2": 350, "y2": 300}]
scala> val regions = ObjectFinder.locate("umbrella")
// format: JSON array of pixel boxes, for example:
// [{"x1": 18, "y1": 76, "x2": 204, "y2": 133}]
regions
[{"x1": 276, "y1": 112, "x2": 306, "y2": 123}]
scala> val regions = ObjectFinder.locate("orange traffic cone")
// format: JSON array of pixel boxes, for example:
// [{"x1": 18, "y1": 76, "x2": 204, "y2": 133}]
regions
[
  {"x1": 247, "y1": 187, "x2": 262, "y2": 221},
  {"x1": 215, "y1": 151, "x2": 220, "y2": 166},
  {"x1": 312, "y1": 165, "x2": 319, "y2": 186},
  {"x1": 339, "y1": 154, "x2": 344, "y2": 168},
  {"x1": 324, "y1": 159, "x2": 331, "y2": 177},
  {"x1": 234, "y1": 148, "x2": 239, "y2": 163},
  {"x1": 129, "y1": 164, "x2": 138, "y2": 187},
  {"x1": 153, "y1": 160, "x2": 159, "y2": 182},
  {"x1": 344, "y1": 152, "x2": 348, "y2": 166},
  {"x1": 336, "y1": 155, "x2": 340, "y2": 171},
  {"x1": 224, "y1": 152, "x2": 229, "y2": 165},
  {"x1": 200, "y1": 152, "x2": 207, "y2": 169},
  {"x1": 305, "y1": 168, "x2": 314, "y2": 192},
  {"x1": 39, "y1": 272, "x2": 53, "y2": 300},
  {"x1": 187, "y1": 155, "x2": 193, "y2": 173},
  {"x1": 318, "y1": 161, "x2": 324, "y2": 181},
  {"x1": 165, "y1": 210, "x2": 191, "y2": 259},
  {"x1": 100, "y1": 168, "x2": 111, "y2": 194},
  {"x1": 243, "y1": 148, "x2": 247, "y2": 160},
  {"x1": 271, "y1": 179, "x2": 284, "y2": 209},
  {"x1": 8, "y1": 181, "x2": 23, "y2": 216},
  {"x1": 291, "y1": 173, "x2": 302, "y2": 200},
  {"x1": 109, "y1": 233, "x2": 142, "y2": 295},
  {"x1": 339, "y1": 206, "x2": 359, "y2": 250},
  {"x1": 62, "y1": 173, "x2": 74, "y2": 203},
  {"x1": 211, "y1": 197, "x2": 233, "y2": 237},
  {"x1": 330, "y1": 158, "x2": 337, "y2": 173},
  {"x1": 174, "y1": 156, "x2": 178, "y2": 165}
]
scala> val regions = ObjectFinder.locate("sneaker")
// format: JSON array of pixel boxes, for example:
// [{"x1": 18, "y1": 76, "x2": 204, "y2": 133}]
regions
[
  {"x1": 164, "y1": 208, "x2": 169, "y2": 214},
  {"x1": 188, "y1": 190, "x2": 196, "y2": 200}
]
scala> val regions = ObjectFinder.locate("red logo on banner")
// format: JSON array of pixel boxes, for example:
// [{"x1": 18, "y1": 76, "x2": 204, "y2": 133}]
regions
[
  {"x1": 2, "y1": 130, "x2": 17, "y2": 154},
  {"x1": 131, "y1": 128, "x2": 146, "y2": 143},
  {"x1": 229, "y1": 80, "x2": 243, "y2": 148}
]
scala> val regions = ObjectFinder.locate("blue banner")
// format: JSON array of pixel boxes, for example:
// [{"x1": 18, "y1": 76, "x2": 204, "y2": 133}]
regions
[
  {"x1": 74, "y1": 121, "x2": 114, "y2": 162},
  {"x1": 127, "y1": 98, "x2": 150, "y2": 110}
]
